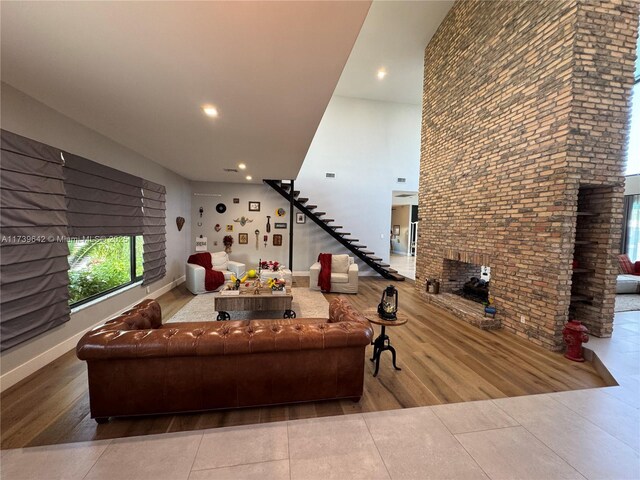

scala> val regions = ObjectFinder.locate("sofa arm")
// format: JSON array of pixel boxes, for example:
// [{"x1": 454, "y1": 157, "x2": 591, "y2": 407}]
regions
[
  {"x1": 348, "y1": 263, "x2": 359, "y2": 285},
  {"x1": 309, "y1": 262, "x2": 321, "y2": 290},
  {"x1": 227, "y1": 260, "x2": 245, "y2": 277},
  {"x1": 185, "y1": 263, "x2": 205, "y2": 294}
]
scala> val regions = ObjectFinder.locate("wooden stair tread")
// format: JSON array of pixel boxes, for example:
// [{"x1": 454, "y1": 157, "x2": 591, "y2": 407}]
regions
[
  {"x1": 343, "y1": 238, "x2": 359, "y2": 242},
  {"x1": 297, "y1": 197, "x2": 308, "y2": 203},
  {"x1": 305, "y1": 205, "x2": 317, "y2": 210},
  {"x1": 313, "y1": 212, "x2": 326, "y2": 216},
  {"x1": 328, "y1": 226, "x2": 343, "y2": 230},
  {"x1": 322, "y1": 219, "x2": 335, "y2": 223}
]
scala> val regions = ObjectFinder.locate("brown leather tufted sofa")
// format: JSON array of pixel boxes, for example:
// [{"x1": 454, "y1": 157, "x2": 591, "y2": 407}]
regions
[{"x1": 76, "y1": 297, "x2": 373, "y2": 422}]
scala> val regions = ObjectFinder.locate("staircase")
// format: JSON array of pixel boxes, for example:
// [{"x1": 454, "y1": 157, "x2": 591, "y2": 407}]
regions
[{"x1": 265, "y1": 180, "x2": 404, "y2": 281}]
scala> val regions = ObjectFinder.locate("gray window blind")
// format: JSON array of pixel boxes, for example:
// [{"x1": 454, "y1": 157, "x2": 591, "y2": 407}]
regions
[
  {"x1": 142, "y1": 180, "x2": 166, "y2": 285},
  {"x1": 63, "y1": 153, "x2": 144, "y2": 238},
  {"x1": 0, "y1": 130, "x2": 71, "y2": 351}
]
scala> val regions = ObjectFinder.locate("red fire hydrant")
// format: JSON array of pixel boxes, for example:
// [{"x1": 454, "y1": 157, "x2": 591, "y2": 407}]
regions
[{"x1": 563, "y1": 320, "x2": 589, "y2": 362}]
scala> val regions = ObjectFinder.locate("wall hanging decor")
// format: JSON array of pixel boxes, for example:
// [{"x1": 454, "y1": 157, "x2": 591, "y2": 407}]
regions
[
  {"x1": 195, "y1": 236, "x2": 208, "y2": 252},
  {"x1": 248, "y1": 201, "x2": 261, "y2": 212},
  {"x1": 296, "y1": 213, "x2": 305, "y2": 224},
  {"x1": 274, "y1": 222, "x2": 287, "y2": 229},
  {"x1": 233, "y1": 198, "x2": 239, "y2": 204},
  {"x1": 226, "y1": 224, "x2": 233, "y2": 232},
  {"x1": 234, "y1": 216, "x2": 253, "y2": 227},
  {"x1": 264, "y1": 234, "x2": 268, "y2": 248},
  {"x1": 266, "y1": 215, "x2": 271, "y2": 232},
  {"x1": 254, "y1": 229, "x2": 260, "y2": 250},
  {"x1": 223, "y1": 235, "x2": 234, "y2": 254},
  {"x1": 176, "y1": 216, "x2": 185, "y2": 231},
  {"x1": 239, "y1": 233, "x2": 248, "y2": 245},
  {"x1": 216, "y1": 203, "x2": 227, "y2": 213},
  {"x1": 198, "y1": 207, "x2": 204, "y2": 227},
  {"x1": 273, "y1": 234, "x2": 283, "y2": 246},
  {"x1": 214, "y1": 223, "x2": 222, "y2": 232},
  {"x1": 276, "y1": 207, "x2": 286, "y2": 217}
]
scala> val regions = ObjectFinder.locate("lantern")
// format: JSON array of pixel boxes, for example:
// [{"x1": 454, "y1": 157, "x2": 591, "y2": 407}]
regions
[{"x1": 377, "y1": 285, "x2": 399, "y2": 320}]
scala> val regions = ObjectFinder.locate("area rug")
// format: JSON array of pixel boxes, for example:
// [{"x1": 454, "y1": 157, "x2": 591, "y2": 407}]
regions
[
  {"x1": 615, "y1": 294, "x2": 640, "y2": 312},
  {"x1": 167, "y1": 287, "x2": 330, "y2": 323}
]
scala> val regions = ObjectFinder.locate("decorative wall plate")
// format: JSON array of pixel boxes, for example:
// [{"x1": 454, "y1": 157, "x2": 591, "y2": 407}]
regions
[
  {"x1": 216, "y1": 203, "x2": 227, "y2": 213},
  {"x1": 176, "y1": 217, "x2": 185, "y2": 231},
  {"x1": 214, "y1": 223, "x2": 222, "y2": 232},
  {"x1": 276, "y1": 208, "x2": 286, "y2": 217}
]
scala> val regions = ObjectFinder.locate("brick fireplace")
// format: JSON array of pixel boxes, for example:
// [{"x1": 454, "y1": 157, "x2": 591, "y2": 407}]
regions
[{"x1": 415, "y1": 0, "x2": 638, "y2": 350}]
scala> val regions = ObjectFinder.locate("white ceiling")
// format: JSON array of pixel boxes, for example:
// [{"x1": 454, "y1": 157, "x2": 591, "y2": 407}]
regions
[
  {"x1": 0, "y1": 1, "x2": 370, "y2": 182},
  {"x1": 335, "y1": 0, "x2": 453, "y2": 105},
  {"x1": 1, "y1": 1, "x2": 452, "y2": 183}
]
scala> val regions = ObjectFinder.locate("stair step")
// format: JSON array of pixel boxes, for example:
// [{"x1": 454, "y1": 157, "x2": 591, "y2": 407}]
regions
[
  {"x1": 351, "y1": 244, "x2": 367, "y2": 249},
  {"x1": 359, "y1": 250, "x2": 374, "y2": 255},
  {"x1": 367, "y1": 256, "x2": 382, "y2": 261},
  {"x1": 335, "y1": 232, "x2": 350, "y2": 236},
  {"x1": 313, "y1": 212, "x2": 326, "y2": 217},
  {"x1": 343, "y1": 238, "x2": 359, "y2": 242},
  {"x1": 297, "y1": 197, "x2": 308, "y2": 204},
  {"x1": 328, "y1": 226, "x2": 343, "y2": 230},
  {"x1": 387, "y1": 272, "x2": 405, "y2": 281},
  {"x1": 378, "y1": 262, "x2": 390, "y2": 267},
  {"x1": 322, "y1": 219, "x2": 335, "y2": 223},
  {"x1": 305, "y1": 205, "x2": 317, "y2": 210},
  {"x1": 386, "y1": 268, "x2": 398, "y2": 273}
]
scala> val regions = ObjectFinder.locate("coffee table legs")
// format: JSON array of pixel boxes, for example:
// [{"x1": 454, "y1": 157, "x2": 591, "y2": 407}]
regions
[
  {"x1": 370, "y1": 326, "x2": 401, "y2": 377},
  {"x1": 283, "y1": 309, "x2": 297, "y2": 319}
]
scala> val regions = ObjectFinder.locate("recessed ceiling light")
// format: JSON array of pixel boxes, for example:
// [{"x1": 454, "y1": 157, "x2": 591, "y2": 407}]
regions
[
  {"x1": 246, "y1": 175, "x2": 252, "y2": 181},
  {"x1": 238, "y1": 163, "x2": 247, "y2": 170},
  {"x1": 377, "y1": 69, "x2": 387, "y2": 80},
  {"x1": 202, "y1": 104, "x2": 218, "y2": 118}
]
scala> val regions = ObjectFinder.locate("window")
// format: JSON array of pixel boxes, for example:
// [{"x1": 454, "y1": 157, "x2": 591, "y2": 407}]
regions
[
  {"x1": 68, "y1": 235, "x2": 143, "y2": 307},
  {"x1": 625, "y1": 34, "x2": 640, "y2": 175}
]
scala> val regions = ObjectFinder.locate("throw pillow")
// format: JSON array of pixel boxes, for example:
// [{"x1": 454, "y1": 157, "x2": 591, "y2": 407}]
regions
[
  {"x1": 211, "y1": 251, "x2": 229, "y2": 272},
  {"x1": 331, "y1": 254, "x2": 350, "y2": 274}
]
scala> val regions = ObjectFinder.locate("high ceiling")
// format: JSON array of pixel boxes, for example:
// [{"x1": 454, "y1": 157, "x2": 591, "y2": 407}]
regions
[
  {"x1": 1, "y1": 1, "x2": 452, "y2": 182},
  {"x1": 1, "y1": 1, "x2": 370, "y2": 182},
  {"x1": 335, "y1": 0, "x2": 453, "y2": 105}
]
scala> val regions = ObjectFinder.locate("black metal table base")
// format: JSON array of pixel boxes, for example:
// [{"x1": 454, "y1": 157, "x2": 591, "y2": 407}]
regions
[{"x1": 370, "y1": 326, "x2": 401, "y2": 377}]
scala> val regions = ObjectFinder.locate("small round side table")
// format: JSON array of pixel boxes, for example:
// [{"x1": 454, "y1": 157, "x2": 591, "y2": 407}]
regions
[{"x1": 363, "y1": 309, "x2": 408, "y2": 377}]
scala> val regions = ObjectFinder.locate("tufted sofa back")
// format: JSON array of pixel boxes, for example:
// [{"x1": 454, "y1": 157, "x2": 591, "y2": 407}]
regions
[{"x1": 77, "y1": 297, "x2": 372, "y2": 360}]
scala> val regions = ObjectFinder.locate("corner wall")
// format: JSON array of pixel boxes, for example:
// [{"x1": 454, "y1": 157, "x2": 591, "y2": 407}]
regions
[
  {"x1": 416, "y1": 0, "x2": 638, "y2": 350},
  {"x1": 0, "y1": 83, "x2": 192, "y2": 386},
  {"x1": 295, "y1": 95, "x2": 421, "y2": 272}
]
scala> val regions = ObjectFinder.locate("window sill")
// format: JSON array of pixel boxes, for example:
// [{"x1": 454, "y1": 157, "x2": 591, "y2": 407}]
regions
[{"x1": 71, "y1": 280, "x2": 143, "y2": 314}]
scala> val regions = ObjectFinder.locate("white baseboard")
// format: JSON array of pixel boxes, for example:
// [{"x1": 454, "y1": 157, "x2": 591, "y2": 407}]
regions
[
  {"x1": 0, "y1": 275, "x2": 185, "y2": 392},
  {"x1": 292, "y1": 270, "x2": 311, "y2": 276}
]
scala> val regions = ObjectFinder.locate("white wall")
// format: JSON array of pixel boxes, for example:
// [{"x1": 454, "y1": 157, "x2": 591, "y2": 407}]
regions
[
  {"x1": 0, "y1": 83, "x2": 192, "y2": 384},
  {"x1": 190, "y1": 182, "x2": 293, "y2": 270},
  {"x1": 625, "y1": 174, "x2": 640, "y2": 195},
  {"x1": 294, "y1": 95, "x2": 421, "y2": 273}
]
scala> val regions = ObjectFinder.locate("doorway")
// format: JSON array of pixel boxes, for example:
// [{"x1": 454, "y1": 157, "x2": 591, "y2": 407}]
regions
[{"x1": 390, "y1": 191, "x2": 418, "y2": 279}]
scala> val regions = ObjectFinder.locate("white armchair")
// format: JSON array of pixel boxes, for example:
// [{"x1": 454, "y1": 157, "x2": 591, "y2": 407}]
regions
[
  {"x1": 185, "y1": 251, "x2": 246, "y2": 294},
  {"x1": 310, "y1": 254, "x2": 358, "y2": 294}
]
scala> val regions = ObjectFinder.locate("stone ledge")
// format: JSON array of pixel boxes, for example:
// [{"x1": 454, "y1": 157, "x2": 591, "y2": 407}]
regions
[{"x1": 422, "y1": 292, "x2": 501, "y2": 330}]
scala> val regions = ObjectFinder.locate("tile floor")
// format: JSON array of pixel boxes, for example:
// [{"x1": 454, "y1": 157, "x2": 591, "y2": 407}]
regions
[
  {"x1": 389, "y1": 253, "x2": 416, "y2": 280},
  {"x1": 2, "y1": 314, "x2": 639, "y2": 480}
]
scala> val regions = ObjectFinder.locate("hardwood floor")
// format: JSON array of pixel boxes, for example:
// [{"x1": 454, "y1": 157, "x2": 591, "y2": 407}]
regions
[{"x1": 0, "y1": 277, "x2": 608, "y2": 449}]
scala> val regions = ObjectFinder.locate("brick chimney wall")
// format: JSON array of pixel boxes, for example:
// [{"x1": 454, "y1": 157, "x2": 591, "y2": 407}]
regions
[{"x1": 416, "y1": 0, "x2": 638, "y2": 350}]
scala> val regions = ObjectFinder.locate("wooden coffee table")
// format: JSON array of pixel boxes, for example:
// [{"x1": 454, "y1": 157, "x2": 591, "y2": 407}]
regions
[
  {"x1": 214, "y1": 287, "x2": 295, "y2": 320},
  {"x1": 363, "y1": 309, "x2": 408, "y2": 377}
]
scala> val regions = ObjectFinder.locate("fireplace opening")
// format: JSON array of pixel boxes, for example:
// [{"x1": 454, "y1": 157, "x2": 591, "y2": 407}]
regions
[
  {"x1": 442, "y1": 259, "x2": 491, "y2": 304},
  {"x1": 455, "y1": 277, "x2": 490, "y2": 304}
]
